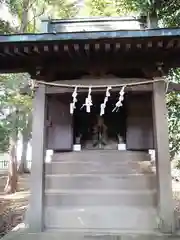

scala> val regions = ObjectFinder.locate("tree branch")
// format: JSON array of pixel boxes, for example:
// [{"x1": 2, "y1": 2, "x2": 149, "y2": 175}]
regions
[
  {"x1": 26, "y1": 6, "x2": 45, "y2": 26},
  {"x1": 25, "y1": 0, "x2": 37, "y2": 12}
]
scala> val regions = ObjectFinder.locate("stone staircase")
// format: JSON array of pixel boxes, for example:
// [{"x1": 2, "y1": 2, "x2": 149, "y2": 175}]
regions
[{"x1": 44, "y1": 150, "x2": 158, "y2": 233}]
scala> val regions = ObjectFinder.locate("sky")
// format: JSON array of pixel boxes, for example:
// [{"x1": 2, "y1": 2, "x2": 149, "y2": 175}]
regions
[{"x1": 0, "y1": 3, "x2": 19, "y2": 26}]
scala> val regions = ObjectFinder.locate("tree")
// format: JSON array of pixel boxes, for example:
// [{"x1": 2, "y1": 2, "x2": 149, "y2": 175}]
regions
[
  {"x1": 167, "y1": 70, "x2": 180, "y2": 160},
  {"x1": 0, "y1": 73, "x2": 32, "y2": 192},
  {"x1": 113, "y1": 0, "x2": 180, "y2": 159},
  {"x1": 4, "y1": 111, "x2": 18, "y2": 194},
  {"x1": 83, "y1": 0, "x2": 180, "y2": 159},
  {"x1": 0, "y1": 123, "x2": 9, "y2": 153},
  {"x1": 0, "y1": 19, "x2": 17, "y2": 33},
  {"x1": 119, "y1": 0, "x2": 180, "y2": 27},
  {"x1": 0, "y1": 0, "x2": 82, "y2": 193},
  {"x1": 17, "y1": 89, "x2": 32, "y2": 173},
  {"x1": 83, "y1": 0, "x2": 129, "y2": 16},
  {"x1": 0, "y1": 74, "x2": 19, "y2": 193},
  {"x1": 46, "y1": 0, "x2": 79, "y2": 18}
]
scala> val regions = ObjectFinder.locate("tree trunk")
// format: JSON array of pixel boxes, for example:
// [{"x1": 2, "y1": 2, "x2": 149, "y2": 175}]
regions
[
  {"x1": 4, "y1": 136, "x2": 18, "y2": 194},
  {"x1": 20, "y1": 0, "x2": 30, "y2": 33},
  {"x1": 18, "y1": 133, "x2": 30, "y2": 174},
  {"x1": 147, "y1": 10, "x2": 158, "y2": 28}
]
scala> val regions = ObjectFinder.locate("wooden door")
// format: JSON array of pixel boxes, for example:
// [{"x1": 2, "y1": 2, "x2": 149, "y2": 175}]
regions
[
  {"x1": 47, "y1": 96, "x2": 73, "y2": 151},
  {"x1": 126, "y1": 93, "x2": 154, "y2": 150}
]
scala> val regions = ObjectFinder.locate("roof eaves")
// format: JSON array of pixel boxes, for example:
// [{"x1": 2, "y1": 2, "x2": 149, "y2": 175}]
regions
[{"x1": 0, "y1": 28, "x2": 180, "y2": 44}]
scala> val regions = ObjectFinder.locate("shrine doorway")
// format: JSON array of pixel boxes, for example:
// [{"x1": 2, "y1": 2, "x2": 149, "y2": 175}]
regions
[{"x1": 73, "y1": 92, "x2": 127, "y2": 150}]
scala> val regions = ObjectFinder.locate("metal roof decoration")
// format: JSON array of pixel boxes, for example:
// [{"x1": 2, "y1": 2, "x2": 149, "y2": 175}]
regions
[{"x1": 46, "y1": 17, "x2": 145, "y2": 33}]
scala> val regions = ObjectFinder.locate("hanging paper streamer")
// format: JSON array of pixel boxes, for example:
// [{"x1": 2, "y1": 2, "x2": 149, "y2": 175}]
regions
[
  {"x1": 70, "y1": 86, "x2": 78, "y2": 114},
  {"x1": 112, "y1": 86, "x2": 126, "y2": 112},
  {"x1": 100, "y1": 86, "x2": 112, "y2": 116},
  {"x1": 81, "y1": 86, "x2": 92, "y2": 113}
]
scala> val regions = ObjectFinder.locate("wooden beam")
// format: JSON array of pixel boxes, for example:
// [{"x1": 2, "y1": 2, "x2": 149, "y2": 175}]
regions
[
  {"x1": 115, "y1": 43, "x2": 121, "y2": 51},
  {"x1": 152, "y1": 81, "x2": 175, "y2": 233},
  {"x1": 4, "y1": 46, "x2": 13, "y2": 56},
  {"x1": 136, "y1": 43, "x2": 142, "y2": 49},
  {"x1": 43, "y1": 45, "x2": 49, "y2": 52},
  {"x1": 95, "y1": 43, "x2": 100, "y2": 51},
  {"x1": 53, "y1": 45, "x2": 59, "y2": 52},
  {"x1": 126, "y1": 43, "x2": 131, "y2": 50},
  {"x1": 147, "y1": 41, "x2": 152, "y2": 48},
  {"x1": 167, "y1": 82, "x2": 180, "y2": 92},
  {"x1": 157, "y1": 41, "x2": 163, "y2": 48},
  {"x1": 166, "y1": 39, "x2": 175, "y2": 49},
  {"x1": 105, "y1": 43, "x2": 111, "y2": 51},
  {"x1": 73, "y1": 44, "x2": 80, "y2": 56},
  {"x1": 23, "y1": 46, "x2": 29, "y2": 54},
  {"x1": 14, "y1": 47, "x2": 25, "y2": 56},
  {"x1": 33, "y1": 46, "x2": 40, "y2": 54},
  {"x1": 28, "y1": 85, "x2": 46, "y2": 232},
  {"x1": 84, "y1": 44, "x2": 90, "y2": 56}
]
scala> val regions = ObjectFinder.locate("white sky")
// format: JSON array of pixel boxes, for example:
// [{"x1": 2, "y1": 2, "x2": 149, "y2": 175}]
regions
[{"x1": 0, "y1": 3, "x2": 19, "y2": 27}]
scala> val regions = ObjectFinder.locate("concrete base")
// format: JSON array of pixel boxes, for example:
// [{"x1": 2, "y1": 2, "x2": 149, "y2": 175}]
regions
[
  {"x1": 2, "y1": 228, "x2": 180, "y2": 240},
  {"x1": 44, "y1": 151, "x2": 157, "y2": 232}
]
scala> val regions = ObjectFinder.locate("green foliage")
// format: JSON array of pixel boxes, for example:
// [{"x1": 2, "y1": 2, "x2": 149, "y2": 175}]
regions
[
  {"x1": 0, "y1": 73, "x2": 32, "y2": 151},
  {"x1": 87, "y1": 0, "x2": 115, "y2": 16},
  {"x1": 85, "y1": 0, "x2": 128, "y2": 16},
  {"x1": 0, "y1": 123, "x2": 9, "y2": 152},
  {"x1": 47, "y1": 0, "x2": 79, "y2": 18},
  {"x1": 115, "y1": 0, "x2": 177, "y2": 16},
  {"x1": 167, "y1": 70, "x2": 180, "y2": 160},
  {"x1": 0, "y1": 0, "x2": 79, "y2": 155},
  {"x1": 6, "y1": 0, "x2": 23, "y2": 19},
  {"x1": 85, "y1": 0, "x2": 180, "y2": 160},
  {"x1": 158, "y1": 0, "x2": 180, "y2": 27},
  {"x1": 119, "y1": 0, "x2": 155, "y2": 14},
  {"x1": 0, "y1": 19, "x2": 16, "y2": 33}
]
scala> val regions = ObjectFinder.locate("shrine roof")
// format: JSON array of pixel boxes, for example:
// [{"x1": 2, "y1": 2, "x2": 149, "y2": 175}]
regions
[
  {"x1": 1, "y1": 23, "x2": 180, "y2": 78},
  {"x1": 1, "y1": 27, "x2": 180, "y2": 43}
]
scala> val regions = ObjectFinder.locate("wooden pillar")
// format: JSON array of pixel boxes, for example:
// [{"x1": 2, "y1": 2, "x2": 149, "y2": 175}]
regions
[
  {"x1": 152, "y1": 80, "x2": 175, "y2": 233},
  {"x1": 28, "y1": 85, "x2": 46, "y2": 232}
]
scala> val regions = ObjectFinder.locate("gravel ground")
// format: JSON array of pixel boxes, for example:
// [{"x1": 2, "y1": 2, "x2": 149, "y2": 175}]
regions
[{"x1": 0, "y1": 174, "x2": 30, "y2": 238}]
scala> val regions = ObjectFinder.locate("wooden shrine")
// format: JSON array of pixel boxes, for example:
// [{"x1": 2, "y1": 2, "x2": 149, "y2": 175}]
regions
[{"x1": 1, "y1": 17, "x2": 180, "y2": 236}]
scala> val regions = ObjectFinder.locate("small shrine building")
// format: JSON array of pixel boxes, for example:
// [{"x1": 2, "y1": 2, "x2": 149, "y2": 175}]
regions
[{"x1": 1, "y1": 17, "x2": 180, "y2": 239}]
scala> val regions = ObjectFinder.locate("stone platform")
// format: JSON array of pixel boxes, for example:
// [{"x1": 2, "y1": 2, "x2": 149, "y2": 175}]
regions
[{"x1": 2, "y1": 229, "x2": 180, "y2": 240}]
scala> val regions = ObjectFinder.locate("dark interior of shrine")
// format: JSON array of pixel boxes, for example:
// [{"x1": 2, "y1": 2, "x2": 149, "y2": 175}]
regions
[{"x1": 73, "y1": 92, "x2": 127, "y2": 149}]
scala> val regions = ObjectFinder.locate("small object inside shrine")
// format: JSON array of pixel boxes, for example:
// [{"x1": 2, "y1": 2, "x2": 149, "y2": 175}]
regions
[
  {"x1": 73, "y1": 92, "x2": 126, "y2": 150},
  {"x1": 92, "y1": 115, "x2": 108, "y2": 148}
]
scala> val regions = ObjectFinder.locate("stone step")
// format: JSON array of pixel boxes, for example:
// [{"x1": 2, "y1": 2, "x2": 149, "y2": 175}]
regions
[
  {"x1": 45, "y1": 189, "x2": 157, "y2": 207},
  {"x1": 44, "y1": 206, "x2": 158, "y2": 231},
  {"x1": 7, "y1": 230, "x2": 180, "y2": 240},
  {"x1": 52, "y1": 150, "x2": 150, "y2": 162},
  {"x1": 43, "y1": 231, "x2": 174, "y2": 240},
  {"x1": 45, "y1": 174, "x2": 156, "y2": 191},
  {"x1": 44, "y1": 231, "x2": 165, "y2": 238},
  {"x1": 45, "y1": 162, "x2": 153, "y2": 175}
]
